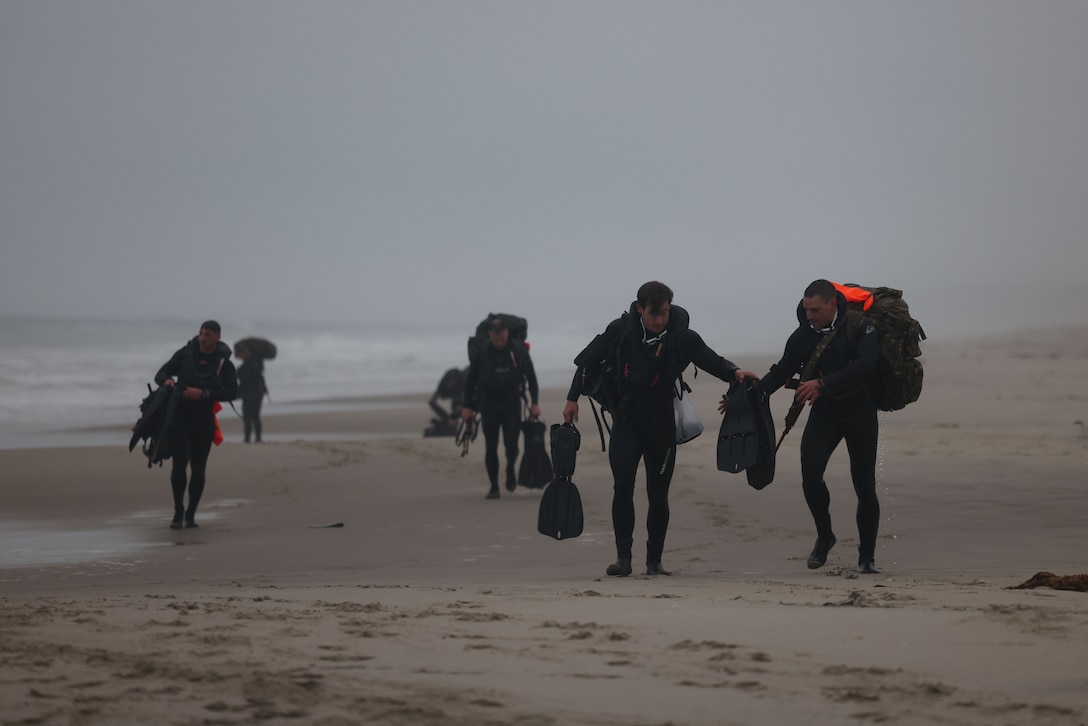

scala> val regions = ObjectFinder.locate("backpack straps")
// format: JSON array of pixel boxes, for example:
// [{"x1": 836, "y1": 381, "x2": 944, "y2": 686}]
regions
[
  {"x1": 586, "y1": 396, "x2": 611, "y2": 452},
  {"x1": 843, "y1": 308, "x2": 867, "y2": 353},
  {"x1": 801, "y1": 326, "x2": 839, "y2": 382},
  {"x1": 775, "y1": 326, "x2": 839, "y2": 452}
]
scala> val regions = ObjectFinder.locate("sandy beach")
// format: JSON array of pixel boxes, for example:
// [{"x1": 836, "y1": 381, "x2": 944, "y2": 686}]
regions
[{"x1": 2, "y1": 327, "x2": 1086, "y2": 725}]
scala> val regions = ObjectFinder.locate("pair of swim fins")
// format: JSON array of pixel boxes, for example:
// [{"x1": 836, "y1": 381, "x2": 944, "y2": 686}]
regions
[
  {"x1": 716, "y1": 381, "x2": 776, "y2": 490},
  {"x1": 538, "y1": 423, "x2": 584, "y2": 540}
]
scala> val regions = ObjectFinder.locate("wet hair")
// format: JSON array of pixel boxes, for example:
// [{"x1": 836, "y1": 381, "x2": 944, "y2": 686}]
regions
[
  {"x1": 488, "y1": 317, "x2": 508, "y2": 332},
  {"x1": 200, "y1": 320, "x2": 222, "y2": 334},
  {"x1": 803, "y1": 279, "x2": 837, "y2": 302},
  {"x1": 636, "y1": 281, "x2": 673, "y2": 314}
]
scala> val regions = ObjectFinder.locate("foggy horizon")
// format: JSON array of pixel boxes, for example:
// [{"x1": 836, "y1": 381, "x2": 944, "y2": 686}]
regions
[{"x1": 3, "y1": 2, "x2": 1086, "y2": 349}]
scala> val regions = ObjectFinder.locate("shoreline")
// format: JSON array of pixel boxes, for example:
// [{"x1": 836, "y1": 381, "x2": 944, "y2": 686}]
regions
[
  {"x1": 5, "y1": 320, "x2": 1086, "y2": 450},
  {"x1": 1, "y1": 329, "x2": 1086, "y2": 724}
]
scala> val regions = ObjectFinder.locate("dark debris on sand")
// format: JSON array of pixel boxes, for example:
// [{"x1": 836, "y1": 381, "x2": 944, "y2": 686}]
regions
[{"x1": 1010, "y1": 572, "x2": 1088, "y2": 592}]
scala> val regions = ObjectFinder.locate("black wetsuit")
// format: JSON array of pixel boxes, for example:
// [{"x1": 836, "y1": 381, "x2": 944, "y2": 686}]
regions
[
  {"x1": 759, "y1": 293, "x2": 880, "y2": 563},
  {"x1": 155, "y1": 338, "x2": 238, "y2": 522},
  {"x1": 426, "y1": 367, "x2": 467, "y2": 436},
  {"x1": 237, "y1": 358, "x2": 267, "y2": 442},
  {"x1": 465, "y1": 343, "x2": 539, "y2": 490},
  {"x1": 568, "y1": 304, "x2": 739, "y2": 567}
]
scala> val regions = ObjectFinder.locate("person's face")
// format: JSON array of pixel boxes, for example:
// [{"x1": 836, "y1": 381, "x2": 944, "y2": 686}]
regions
[
  {"x1": 488, "y1": 328, "x2": 509, "y2": 349},
  {"x1": 802, "y1": 295, "x2": 837, "y2": 330},
  {"x1": 636, "y1": 301, "x2": 670, "y2": 336},
  {"x1": 198, "y1": 326, "x2": 221, "y2": 354}
]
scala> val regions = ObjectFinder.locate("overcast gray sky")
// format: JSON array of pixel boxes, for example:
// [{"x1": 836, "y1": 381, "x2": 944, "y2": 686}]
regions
[{"x1": 2, "y1": 1, "x2": 1086, "y2": 347}]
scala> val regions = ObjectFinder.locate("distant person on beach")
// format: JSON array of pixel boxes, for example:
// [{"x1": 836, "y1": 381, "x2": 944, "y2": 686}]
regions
[
  {"x1": 462, "y1": 317, "x2": 541, "y2": 499},
  {"x1": 563, "y1": 281, "x2": 758, "y2": 577},
  {"x1": 155, "y1": 320, "x2": 237, "y2": 529},
  {"x1": 425, "y1": 367, "x2": 467, "y2": 437},
  {"x1": 757, "y1": 279, "x2": 882, "y2": 573},
  {"x1": 236, "y1": 347, "x2": 268, "y2": 443}
]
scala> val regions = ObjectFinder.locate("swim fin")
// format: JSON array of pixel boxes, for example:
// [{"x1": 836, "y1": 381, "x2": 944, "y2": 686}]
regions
[
  {"x1": 537, "y1": 478, "x2": 584, "y2": 540},
  {"x1": 717, "y1": 381, "x2": 761, "y2": 473},
  {"x1": 518, "y1": 418, "x2": 553, "y2": 489},
  {"x1": 129, "y1": 384, "x2": 170, "y2": 452},
  {"x1": 538, "y1": 423, "x2": 584, "y2": 540},
  {"x1": 129, "y1": 384, "x2": 179, "y2": 467},
  {"x1": 744, "y1": 384, "x2": 776, "y2": 490}
]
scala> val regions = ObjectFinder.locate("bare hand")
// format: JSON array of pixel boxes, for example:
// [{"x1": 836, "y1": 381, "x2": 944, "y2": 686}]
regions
[
  {"x1": 529, "y1": 404, "x2": 541, "y2": 419},
  {"x1": 734, "y1": 369, "x2": 759, "y2": 383},
  {"x1": 181, "y1": 387, "x2": 203, "y2": 401},
  {"x1": 562, "y1": 400, "x2": 579, "y2": 423},
  {"x1": 461, "y1": 407, "x2": 475, "y2": 422},
  {"x1": 795, "y1": 379, "x2": 822, "y2": 405}
]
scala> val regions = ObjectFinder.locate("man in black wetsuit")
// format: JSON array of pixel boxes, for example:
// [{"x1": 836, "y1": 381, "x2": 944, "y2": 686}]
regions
[
  {"x1": 155, "y1": 320, "x2": 238, "y2": 529},
  {"x1": 462, "y1": 318, "x2": 541, "y2": 499},
  {"x1": 759, "y1": 279, "x2": 882, "y2": 574},
  {"x1": 563, "y1": 281, "x2": 758, "y2": 577}
]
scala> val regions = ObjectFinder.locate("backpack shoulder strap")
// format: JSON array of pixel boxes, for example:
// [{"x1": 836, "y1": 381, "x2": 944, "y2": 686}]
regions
[
  {"x1": 801, "y1": 327, "x2": 839, "y2": 382},
  {"x1": 844, "y1": 308, "x2": 866, "y2": 351}
]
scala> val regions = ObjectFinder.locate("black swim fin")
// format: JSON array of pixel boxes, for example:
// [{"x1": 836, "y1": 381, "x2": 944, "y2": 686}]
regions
[
  {"x1": 538, "y1": 422, "x2": 584, "y2": 540},
  {"x1": 146, "y1": 387, "x2": 180, "y2": 468},
  {"x1": 129, "y1": 384, "x2": 170, "y2": 452},
  {"x1": 518, "y1": 418, "x2": 553, "y2": 489},
  {"x1": 744, "y1": 384, "x2": 776, "y2": 490},
  {"x1": 717, "y1": 381, "x2": 761, "y2": 474},
  {"x1": 537, "y1": 478, "x2": 584, "y2": 540}
]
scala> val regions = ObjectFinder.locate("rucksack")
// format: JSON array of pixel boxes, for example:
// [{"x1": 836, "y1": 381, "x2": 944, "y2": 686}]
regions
[
  {"x1": 833, "y1": 282, "x2": 926, "y2": 411},
  {"x1": 574, "y1": 312, "x2": 632, "y2": 450},
  {"x1": 577, "y1": 318, "x2": 625, "y2": 416},
  {"x1": 467, "y1": 312, "x2": 529, "y2": 364}
]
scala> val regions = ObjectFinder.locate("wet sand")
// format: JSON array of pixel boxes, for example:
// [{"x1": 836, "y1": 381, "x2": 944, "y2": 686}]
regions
[{"x1": 1, "y1": 328, "x2": 1086, "y2": 725}]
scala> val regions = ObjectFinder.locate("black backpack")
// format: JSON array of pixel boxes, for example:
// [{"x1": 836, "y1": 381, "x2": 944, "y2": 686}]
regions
[
  {"x1": 574, "y1": 314, "x2": 629, "y2": 450},
  {"x1": 467, "y1": 313, "x2": 528, "y2": 364}
]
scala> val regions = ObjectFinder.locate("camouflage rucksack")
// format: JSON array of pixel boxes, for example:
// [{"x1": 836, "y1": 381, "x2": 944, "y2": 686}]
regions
[{"x1": 835, "y1": 283, "x2": 926, "y2": 411}]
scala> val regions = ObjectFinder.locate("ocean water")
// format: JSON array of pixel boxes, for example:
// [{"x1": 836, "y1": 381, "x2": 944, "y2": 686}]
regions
[{"x1": 0, "y1": 316, "x2": 586, "y2": 447}]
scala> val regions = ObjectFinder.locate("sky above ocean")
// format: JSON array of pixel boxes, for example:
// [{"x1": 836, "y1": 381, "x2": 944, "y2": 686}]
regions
[{"x1": 2, "y1": 2, "x2": 1086, "y2": 345}]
